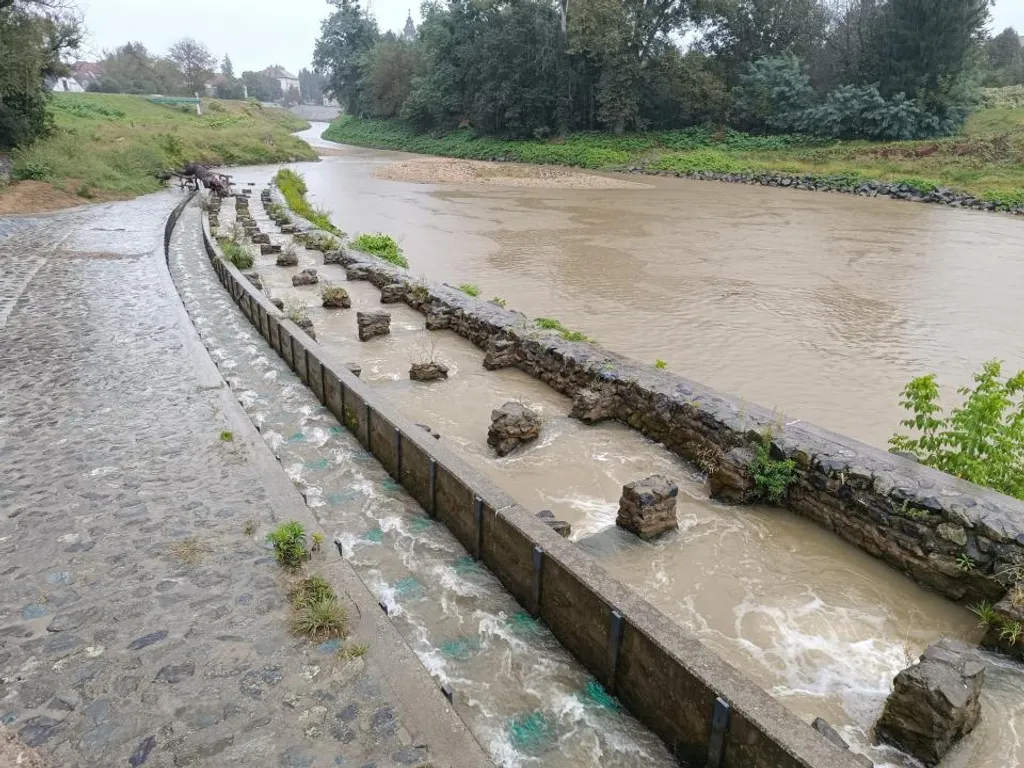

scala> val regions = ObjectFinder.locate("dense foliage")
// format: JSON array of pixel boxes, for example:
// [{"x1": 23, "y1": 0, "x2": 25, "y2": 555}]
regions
[
  {"x1": 890, "y1": 361, "x2": 1024, "y2": 501},
  {"x1": 0, "y1": 0, "x2": 81, "y2": 149},
  {"x1": 313, "y1": 0, "x2": 1013, "y2": 142}
]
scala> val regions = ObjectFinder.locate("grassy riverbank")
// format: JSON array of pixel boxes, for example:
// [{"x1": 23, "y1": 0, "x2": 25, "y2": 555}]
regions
[
  {"x1": 324, "y1": 106, "x2": 1024, "y2": 207},
  {"x1": 1, "y1": 93, "x2": 316, "y2": 212}
]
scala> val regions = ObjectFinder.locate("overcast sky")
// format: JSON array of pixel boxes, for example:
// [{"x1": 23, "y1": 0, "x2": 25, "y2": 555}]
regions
[{"x1": 78, "y1": 0, "x2": 1024, "y2": 76}]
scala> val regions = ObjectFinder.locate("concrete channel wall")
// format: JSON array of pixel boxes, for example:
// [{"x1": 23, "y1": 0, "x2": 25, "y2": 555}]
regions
[
  {"x1": 326, "y1": 244, "x2": 1024, "y2": 612},
  {"x1": 193, "y1": 206, "x2": 864, "y2": 768}
]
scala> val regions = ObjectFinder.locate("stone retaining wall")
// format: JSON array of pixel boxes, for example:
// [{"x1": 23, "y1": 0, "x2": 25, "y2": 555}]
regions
[
  {"x1": 323, "y1": 243, "x2": 1024, "y2": 611},
  {"x1": 197, "y1": 203, "x2": 865, "y2": 768},
  {"x1": 634, "y1": 170, "x2": 1023, "y2": 216}
]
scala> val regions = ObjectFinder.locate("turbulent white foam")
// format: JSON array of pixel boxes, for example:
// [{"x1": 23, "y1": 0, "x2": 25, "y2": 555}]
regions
[
  {"x1": 544, "y1": 493, "x2": 617, "y2": 537},
  {"x1": 264, "y1": 430, "x2": 285, "y2": 452},
  {"x1": 304, "y1": 426, "x2": 331, "y2": 448},
  {"x1": 730, "y1": 592, "x2": 908, "y2": 721},
  {"x1": 476, "y1": 610, "x2": 530, "y2": 654},
  {"x1": 433, "y1": 563, "x2": 491, "y2": 598},
  {"x1": 238, "y1": 389, "x2": 260, "y2": 408}
]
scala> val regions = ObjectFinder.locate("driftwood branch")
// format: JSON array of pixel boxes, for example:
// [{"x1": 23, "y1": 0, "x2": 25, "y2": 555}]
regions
[{"x1": 163, "y1": 163, "x2": 232, "y2": 196}]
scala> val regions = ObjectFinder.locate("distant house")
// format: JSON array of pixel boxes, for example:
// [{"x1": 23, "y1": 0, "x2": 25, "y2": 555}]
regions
[
  {"x1": 204, "y1": 74, "x2": 228, "y2": 96},
  {"x1": 71, "y1": 61, "x2": 103, "y2": 90},
  {"x1": 263, "y1": 66, "x2": 300, "y2": 97},
  {"x1": 49, "y1": 76, "x2": 85, "y2": 93}
]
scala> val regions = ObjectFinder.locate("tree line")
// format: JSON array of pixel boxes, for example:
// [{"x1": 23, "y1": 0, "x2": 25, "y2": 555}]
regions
[
  {"x1": 86, "y1": 40, "x2": 326, "y2": 107},
  {"x1": 0, "y1": 0, "x2": 328, "y2": 150},
  {"x1": 313, "y1": 0, "x2": 1020, "y2": 141}
]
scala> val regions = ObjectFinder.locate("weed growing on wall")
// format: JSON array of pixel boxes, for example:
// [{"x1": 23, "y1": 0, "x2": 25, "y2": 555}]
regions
[
  {"x1": 747, "y1": 433, "x2": 796, "y2": 504},
  {"x1": 217, "y1": 237, "x2": 253, "y2": 269},
  {"x1": 267, "y1": 520, "x2": 309, "y2": 569},
  {"x1": 352, "y1": 233, "x2": 408, "y2": 268},
  {"x1": 890, "y1": 360, "x2": 1024, "y2": 500},
  {"x1": 290, "y1": 575, "x2": 348, "y2": 640},
  {"x1": 535, "y1": 317, "x2": 589, "y2": 342}
]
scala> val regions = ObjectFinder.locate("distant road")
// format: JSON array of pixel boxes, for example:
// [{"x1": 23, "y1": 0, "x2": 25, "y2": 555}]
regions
[{"x1": 289, "y1": 104, "x2": 342, "y2": 122}]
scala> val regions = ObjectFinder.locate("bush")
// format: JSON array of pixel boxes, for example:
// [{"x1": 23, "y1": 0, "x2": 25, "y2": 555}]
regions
[
  {"x1": 266, "y1": 521, "x2": 309, "y2": 569},
  {"x1": 890, "y1": 360, "x2": 1024, "y2": 500},
  {"x1": 351, "y1": 233, "x2": 408, "y2": 268},
  {"x1": 747, "y1": 435, "x2": 796, "y2": 503},
  {"x1": 732, "y1": 57, "x2": 815, "y2": 134},
  {"x1": 797, "y1": 85, "x2": 963, "y2": 141}
]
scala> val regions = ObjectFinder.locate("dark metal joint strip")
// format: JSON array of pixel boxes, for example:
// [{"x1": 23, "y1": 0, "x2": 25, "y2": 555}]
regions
[
  {"x1": 706, "y1": 697, "x2": 730, "y2": 768},
  {"x1": 473, "y1": 497, "x2": 484, "y2": 560},
  {"x1": 531, "y1": 546, "x2": 544, "y2": 617},
  {"x1": 607, "y1": 610, "x2": 624, "y2": 695}
]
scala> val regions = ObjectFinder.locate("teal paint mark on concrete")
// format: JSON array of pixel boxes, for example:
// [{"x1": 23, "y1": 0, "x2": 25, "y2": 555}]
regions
[{"x1": 507, "y1": 711, "x2": 553, "y2": 753}]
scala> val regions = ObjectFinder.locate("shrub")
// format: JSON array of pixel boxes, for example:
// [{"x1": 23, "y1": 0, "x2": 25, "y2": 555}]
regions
[
  {"x1": 352, "y1": 233, "x2": 408, "y2": 268},
  {"x1": 747, "y1": 435, "x2": 796, "y2": 504},
  {"x1": 890, "y1": 360, "x2": 1024, "y2": 500},
  {"x1": 458, "y1": 283, "x2": 480, "y2": 297},
  {"x1": 266, "y1": 521, "x2": 309, "y2": 569}
]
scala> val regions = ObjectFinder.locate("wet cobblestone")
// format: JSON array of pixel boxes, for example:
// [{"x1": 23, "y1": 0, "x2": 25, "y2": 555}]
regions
[{"x1": 0, "y1": 193, "x2": 465, "y2": 767}]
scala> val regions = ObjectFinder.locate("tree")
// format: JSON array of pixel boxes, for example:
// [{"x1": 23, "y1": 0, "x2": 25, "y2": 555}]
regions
[
  {"x1": 299, "y1": 67, "x2": 327, "y2": 104},
  {"x1": 168, "y1": 37, "x2": 215, "y2": 95},
  {"x1": 569, "y1": 0, "x2": 702, "y2": 132},
  {"x1": 241, "y1": 70, "x2": 282, "y2": 102},
  {"x1": 313, "y1": 0, "x2": 379, "y2": 114},
  {"x1": 221, "y1": 54, "x2": 234, "y2": 78},
  {"x1": 97, "y1": 42, "x2": 182, "y2": 94},
  {"x1": 0, "y1": 0, "x2": 81, "y2": 148},
  {"x1": 701, "y1": 0, "x2": 829, "y2": 78},
  {"x1": 879, "y1": 0, "x2": 990, "y2": 112},
  {"x1": 983, "y1": 27, "x2": 1023, "y2": 86},
  {"x1": 362, "y1": 38, "x2": 423, "y2": 119}
]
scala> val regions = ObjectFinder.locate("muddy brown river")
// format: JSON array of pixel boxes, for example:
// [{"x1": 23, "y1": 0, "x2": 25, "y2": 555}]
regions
[{"x1": 223, "y1": 124, "x2": 1024, "y2": 767}]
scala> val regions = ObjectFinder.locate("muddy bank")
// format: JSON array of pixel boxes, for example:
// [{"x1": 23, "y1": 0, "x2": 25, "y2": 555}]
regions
[{"x1": 376, "y1": 156, "x2": 650, "y2": 189}]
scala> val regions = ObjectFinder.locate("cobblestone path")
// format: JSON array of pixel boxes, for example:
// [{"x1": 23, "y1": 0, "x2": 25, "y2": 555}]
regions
[{"x1": 0, "y1": 192, "x2": 488, "y2": 768}]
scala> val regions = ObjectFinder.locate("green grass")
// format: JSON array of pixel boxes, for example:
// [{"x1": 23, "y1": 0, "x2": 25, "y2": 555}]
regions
[
  {"x1": 7, "y1": 93, "x2": 315, "y2": 200},
  {"x1": 535, "y1": 317, "x2": 589, "y2": 342},
  {"x1": 458, "y1": 283, "x2": 480, "y2": 297},
  {"x1": 217, "y1": 237, "x2": 253, "y2": 269},
  {"x1": 273, "y1": 168, "x2": 342, "y2": 235},
  {"x1": 351, "y1": 233, "x2": 408, "y2": 268},
  {"x1": 324, "y1": 104, "x2": 1024, "y2": 205}
]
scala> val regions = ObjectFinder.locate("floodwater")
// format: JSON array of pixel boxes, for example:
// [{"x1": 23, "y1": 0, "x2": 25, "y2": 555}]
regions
[
  {"x1": 295, "y1": 123, "x2": 1024, "y2": 450},
  {"x1": 219, "y1": 125, "x2": 1024, "y2": 767}
]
